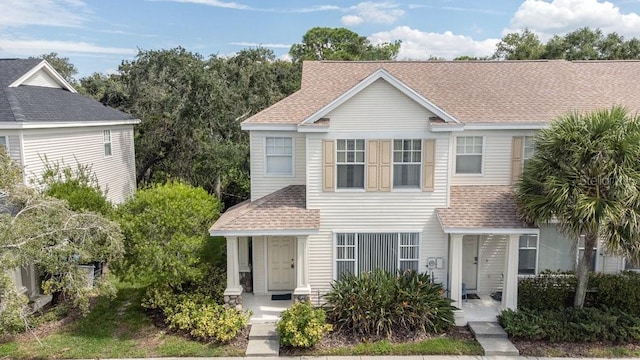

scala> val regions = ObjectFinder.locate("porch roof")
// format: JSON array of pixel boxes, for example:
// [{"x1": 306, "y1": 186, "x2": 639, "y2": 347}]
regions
[
  {"x1": 209, "y1": 185, "x2": 319, "y2": 236},
  {"x1": 436, "y1": 186, "x2": 535, "y2": 234}
]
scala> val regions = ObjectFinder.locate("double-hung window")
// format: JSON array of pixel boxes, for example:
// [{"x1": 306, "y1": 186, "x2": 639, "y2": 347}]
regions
[
  {"x1": 518, "y1": 234, "x2": 537, "y2": 275},
  {"x1": 335, "y1": 232, "x2": 419, "y2": 279},
  {"x1": 265, "y1": 137, "x2": 293, "y2": 176},
  {"x1": 336, "y1": 139, "x2": 365, "y2": 189},
  {"x1": 393, "y1": 139, "x2": 421, "y2": 189},
  {"x1": 103, "y1": 130, "x2": 112, "y2": 157},
  {"x1": 523, "y1": 136, "x2": 534, "y2": 169},
  {"x1": 456, "y1": 136, "x2": 482, "y2": 174}
]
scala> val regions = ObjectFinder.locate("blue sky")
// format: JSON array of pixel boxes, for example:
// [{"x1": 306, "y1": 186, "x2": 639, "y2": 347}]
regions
[{"x1": 2, "y1": 0, "x2": 640, "y2": 78}]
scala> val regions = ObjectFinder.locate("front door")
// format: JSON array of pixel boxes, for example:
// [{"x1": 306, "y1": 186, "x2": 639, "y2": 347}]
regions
[
  {"x1": 268, "y1": 237, "x2": 295, "y2": 291},
  {"x1": 462, "y1": 235, "x2": 479, "y2": 290}
]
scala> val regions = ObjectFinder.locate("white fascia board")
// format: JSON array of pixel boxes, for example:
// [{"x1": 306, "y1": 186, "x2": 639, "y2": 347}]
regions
[
  {"x1": 300, "y1": 69, "x2": 459, "y2": 126},
  {"x1": 241, "y1": 123, "x2": 298, "y2": 131},
  {"x1": 209, "y1": 229, "x2": 319, "y2": 237},
  {"x1": 9, "y1": 60, "x2": 77, "y2": 93},
  {"x1": 441, "y1": 227, "x2": 540, "y2": 235},
  {"x1": 463, "y1": 123, "x2": 548, "y2": 130},
  {"x1": 430, "y1": 123, "x2": 466, "y2": 132},
  {"x1": 297, "y1": 125, "x2": 329, "y2": 133},
  {"x1": 0, "y1": 119, "x2": 141, "y2": 130}
]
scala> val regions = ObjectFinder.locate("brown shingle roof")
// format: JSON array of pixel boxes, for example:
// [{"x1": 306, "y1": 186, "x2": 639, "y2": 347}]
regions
[
  {"x1": 437, "y1": 186, "x2": 534, "y2": 231},
  {"x1": 244, "y1": 60, "x2": 640, "y2": 125},
  {"x1": 209, "y1": 185, "x2": 319, "y2": 234}
]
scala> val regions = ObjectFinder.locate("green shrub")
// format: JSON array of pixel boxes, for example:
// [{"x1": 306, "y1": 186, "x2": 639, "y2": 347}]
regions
[
  {"x1": 499, "y1": 307, "x2": 640, "y2": 343},
  {"x1": 325, "y1": 270, "x2": 455, "y2": 339},
  {"x1": 589, "y1": 271, "x2": 640, "y2": 315},
  {"x1": 277, "y1": 301, "x2": 332, "y2": 348},
  {"x1": 518, "y1": 271, "x2": 576, "y2": 310}
]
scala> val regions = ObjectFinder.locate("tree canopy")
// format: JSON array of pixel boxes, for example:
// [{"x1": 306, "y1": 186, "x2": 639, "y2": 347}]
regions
[
  {"x1": 289, "y1": 27, "x2": 401, "y2": 63},
  {"x1": 32, "y1": 52, "x2": 78, "y2": 85},
  {"x1": 515, "y1": 106, "x2": 640, "y2": 307}
]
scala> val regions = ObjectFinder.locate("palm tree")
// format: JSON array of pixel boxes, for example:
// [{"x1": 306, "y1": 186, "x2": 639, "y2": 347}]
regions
[{"x1": 515, "y1": 106, "x2": 640, "y2": 307}]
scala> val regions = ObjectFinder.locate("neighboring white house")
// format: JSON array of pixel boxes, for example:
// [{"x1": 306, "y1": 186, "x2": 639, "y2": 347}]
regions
[
  {"x1": 209, "y1": 60, "x2": 640, "y2": 323},
  {"x1": 0, "y1": 58, "x2": 139, "y2": 303}
]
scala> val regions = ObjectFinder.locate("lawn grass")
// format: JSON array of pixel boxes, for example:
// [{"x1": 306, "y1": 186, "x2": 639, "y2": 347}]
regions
[
  {"x1": 0, "y1": 282, "x2": 243, "y2": 359},
  {"x1": 287, "y1": 337, "x2": 483, "y2": 356}
]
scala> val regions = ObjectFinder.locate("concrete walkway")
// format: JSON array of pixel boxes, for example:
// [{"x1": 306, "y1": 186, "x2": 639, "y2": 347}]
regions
[{"x1": 468, "y1": 321, "x2": 519, "y2": 356}]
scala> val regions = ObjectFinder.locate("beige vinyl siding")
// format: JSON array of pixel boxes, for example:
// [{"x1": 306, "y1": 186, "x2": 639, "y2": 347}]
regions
[
  {"x1": 22, "y1": 70, "x2": 62, "y2": 88},
  {"x1": 598, "y1": 252, "x2": 624, "y2": 273},
  {"x1": 326, "y1": 78, "x2": 435, "y2": 132},
  {"x1": 306, "y1": 135, "x2": 450, "y2": 300},
  {"x1": 250, "y1": 131, "x2": 306, "y2": 201},
  {"x1": 477, "y1": 235, "x2": 507, "y2": 294},
  {"x1": 451, "y1": 130, "x2": 537, "y2": 185},
  {"x1": 21, "y1": 126, "x2": 136, "y2": 204},
  {"x1": 252, "y1": 236, "x2": 266, "y2": 295}
]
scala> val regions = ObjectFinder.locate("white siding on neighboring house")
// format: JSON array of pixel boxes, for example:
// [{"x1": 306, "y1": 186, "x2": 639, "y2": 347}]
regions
[
  {"x1": 451, "y1": 130, "x2": 537, "y2": 186},
  {"x1": 21, "y1": 69, "x2": 62, "y2": 88},
  {"x1": 477, "y1": 234, "x2": 507, "y2": 294},
  {"x1": 250, "y1": 131, "x2": 306, "y2": 201},
  {"x1": 252, "y1": 236, "x2": 267, "y2": 295},
  {"x1": 22, "y1": 125, "x2": 136, "y2": 204}
]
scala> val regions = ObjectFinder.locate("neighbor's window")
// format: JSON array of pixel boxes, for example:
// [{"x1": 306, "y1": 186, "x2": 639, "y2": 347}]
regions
[
  {"x1": 336, "y1": 139, "x2": 365, "y2": 189},
  {"x1": 335, "y1": 232, "x2": 419, "y2": 279},
  {"x1": 393, "y1": 139, "x2": 421, "y2": 189},
  {"x1": 0, "y1": 136, "x2": 6, "y2": 150},
  {"x1": 265, "y1": 137, "x2": 293, "y2": 176},
  {"x1": 455, "y1": 136, "x2": 482, "y2": 174},
  {"x1": 103, "y1": 130, "x2": 112, "y2": 157},
  {"x1": 523, "y1": 136, "x2": 535, "y2": 169},
  {"x1": 518, "y1": 234, "x2": 537, "y2": 275},
  {"x1": 625, "y1": 259, "x2": 640, "y2": 270},
  {"x1": 577, "y1": 235, "x2": 597, "y2": 271}
]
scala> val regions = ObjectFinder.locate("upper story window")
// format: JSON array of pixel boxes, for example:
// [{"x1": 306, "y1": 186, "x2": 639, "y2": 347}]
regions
[
  {"x1": 0, "y1": 136, "x2": 7, "y2": 151},
  {"x1": 265, "y1": 137, "x2": 293, "y2": 176},
  {"x1": 455, "y1": 136, "x2": 482, "y2": 174},
  {"x1": 523, "y1": 136, "x2": 535, "y2": 169},
  {"x1": 393, "y1": 139, "x2": 421, "y2": 189},
  {"x1": 103, "y1": 130, "x2": 112, "y2": 157},
  {"x1": 518, "y1": 234, "x2": 537, "y2": 275},
  {"x1": 336, "y1": 139, "x2": 365, "y2": 189}
]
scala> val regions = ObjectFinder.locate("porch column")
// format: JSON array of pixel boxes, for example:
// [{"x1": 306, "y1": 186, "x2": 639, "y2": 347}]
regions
[
  {"x1": 293, "y1": 235, "x2": 311, "y2": 302},
  {"x1": 449, "y1": 234, "x2": 465, "y2": 326},
  {"x1": 224, "y1": 236, "x2": 243, "y2": 309},
  {"x1": 502, "y1": 234, "x2": 519, "y2": 310}
]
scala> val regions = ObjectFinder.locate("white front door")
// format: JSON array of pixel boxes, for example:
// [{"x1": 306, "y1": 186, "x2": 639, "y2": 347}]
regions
[
  {"x1": 462, "y1": 235, "x2": 479, "y2": 290},
  {"x1": 268, "y1": 237, "x2": 295, "y2": 291}
]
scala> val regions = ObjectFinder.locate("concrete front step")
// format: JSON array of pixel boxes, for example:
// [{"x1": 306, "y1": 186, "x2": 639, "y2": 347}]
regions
[
  {"x1": 249, "y1": 323, "x2": 279, "y2": 340},
  {"x1": 468, "y1": 321, "x2": 508, "y2": 338},
  {"x1": 245, "y1": 339, "x2": 280, "y2": 357},
  {"x1": 476, "y1": 337, "x2": 520, "y2": 356}
]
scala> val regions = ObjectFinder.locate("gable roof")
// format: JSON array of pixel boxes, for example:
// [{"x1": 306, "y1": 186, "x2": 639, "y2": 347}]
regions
[
  {"x1": 243, "y1": 60, "x2": 640, "y2": 127},
  {"x1": 0, "y1": 59, "x2": 137, "y2": 126}
]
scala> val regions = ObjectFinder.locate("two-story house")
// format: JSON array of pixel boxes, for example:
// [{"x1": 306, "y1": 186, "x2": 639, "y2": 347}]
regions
[
  {"x1": 210, "y1": 60, "x2": 640, "y2": 324},
  {"x1": 1, "y1": 58, "x2": 139, "y2": 306}
]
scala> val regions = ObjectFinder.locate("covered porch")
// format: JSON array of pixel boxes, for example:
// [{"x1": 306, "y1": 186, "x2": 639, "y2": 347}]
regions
[
  {"x1": 437, "y1": 186, "x2": 538, "y2": 325},
  {"x1": 209, "y1": 185, "x2": 319, "y2": 310}
]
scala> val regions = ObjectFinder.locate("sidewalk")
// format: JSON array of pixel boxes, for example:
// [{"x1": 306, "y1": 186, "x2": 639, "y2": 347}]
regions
[{"x1": 102, "y1": 356, "x2": 640, "y2": 360}]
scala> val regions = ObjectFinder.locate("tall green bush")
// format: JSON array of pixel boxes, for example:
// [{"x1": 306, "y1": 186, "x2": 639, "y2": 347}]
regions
[
  {"x1": 518, "y1": 271, "x2": 576, "y2": 310},
  {"x1": 277, "y1": 301, "x2": 332, "y2": 348},
  {"x1": 589, "y1": 271, "x2": 640, "y2": 315},
  {"x1": 325, "y1": 270, "x2": 454, "y2": 339}
]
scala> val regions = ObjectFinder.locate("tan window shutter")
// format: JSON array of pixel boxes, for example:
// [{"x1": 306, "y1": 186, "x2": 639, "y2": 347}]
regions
[
  {"x1": 366, "y1": 140, "x2": 379, "y2": 191},
  {"x1": 322, "y1": 139, "x2": 335, "y2": 192},
  {"x1": 378, "y1": 140, "x2": 392, "y2": 192},
  {"x1": 422, "y1": 139, "x2": 436, "y2": 192},
  {"x1": 511, "y1": 136, "x2": 524, "y2": 184}
]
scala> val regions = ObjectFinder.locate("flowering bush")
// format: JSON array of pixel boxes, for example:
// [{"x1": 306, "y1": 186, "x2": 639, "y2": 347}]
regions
[{"x1": 277, "y1": 301, "x2": 332, "y2": 348}]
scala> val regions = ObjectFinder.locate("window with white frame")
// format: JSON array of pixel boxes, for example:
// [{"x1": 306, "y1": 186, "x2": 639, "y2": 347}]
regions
[
  {"x1": 0, "y1": 136, "x2": 7, "y2": 150},
  {"x1": 393, "y1": 139, "x2": 421, "y2": 188},
  {"x1": 335, "y1": 232, "x2": 419, "y2": 279},
  {"x1": 518, "y1": 234, "x2": 537, "y2": 275},
  {"x1": 455, "y1": 136, "x2": 482, "y2": 174},
  {"x1": 523, "y1": 136, "x2": 535, "y2": 169},
  {"x1": 625, "y1": 258, "x2": 640, "y2": 270},
  {"x1": 336, "y1": 139, "x2": 365, "y2": 189},
  {"x1": 577, "y1": 235, "x2": 597, "y2": 271},
  {"x1": 265, "y1": 137, "x2": 293, "y2": 175},
  {"x1": 103, "y1": 130, "x2": 112, "y2": 157}
]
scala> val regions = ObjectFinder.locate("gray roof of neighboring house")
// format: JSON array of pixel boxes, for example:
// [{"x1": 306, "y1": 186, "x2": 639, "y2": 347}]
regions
[{"x1": 0, "y1": 58, "x2": 135, "y2": 123}]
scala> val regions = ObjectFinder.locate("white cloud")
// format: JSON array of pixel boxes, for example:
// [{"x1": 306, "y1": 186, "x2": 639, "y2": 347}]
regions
[
  {"x1": 341, "y1": 2, "x2": 404, "y2": 26},
  {"x1": 230, "y1": 42, "x2": 291, "y2": 49},
  {"x1": 508, "y1": 0, "x2": 640, "y2": 38},
  {"x1": 0, "y1": 0, "x2": 90, "y2": 28},
  {"x1": 369, "y1": 26, "x2": 499, "y2": 60},
  {"x1": 288, "y1": 5, "x2": 342, "y2": 13},
  {"x1": 408, "y1": 4, "x2": 506, "y2": 16},
  {"x1": 0, "y1": 38, "x2": 137, "y2": 56},
  {"x1": 149, "y1": 0, "x2": 250, "y2": 10}
]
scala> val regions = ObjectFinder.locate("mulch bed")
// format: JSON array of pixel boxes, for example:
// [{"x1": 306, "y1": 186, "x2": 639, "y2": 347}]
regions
[{"x1": 514, "y1": 339, "x2": 640, "y2": 357}]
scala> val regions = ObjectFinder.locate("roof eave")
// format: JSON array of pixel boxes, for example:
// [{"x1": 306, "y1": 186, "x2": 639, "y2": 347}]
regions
[
  {"x1": 0, "y1": 119, "x2": 141, "y2": 129},
  {"x1": 209, "y1": 228, "x2": 320, "y2": 237}
]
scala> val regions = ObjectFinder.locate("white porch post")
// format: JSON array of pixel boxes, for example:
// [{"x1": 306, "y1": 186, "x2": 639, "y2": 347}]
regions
[
  {"x1": 224, "y1": 236, "x2": 243, "y2": 309},
  {"x1": 449, "y1": 234, "x2": 466, "y2": 326},
  {"x1": 502, "y1": 234, "x2": 519, "y2": 310},
  {"x1": 293, "y1": 235, "x2": 311, "y2": 302}
]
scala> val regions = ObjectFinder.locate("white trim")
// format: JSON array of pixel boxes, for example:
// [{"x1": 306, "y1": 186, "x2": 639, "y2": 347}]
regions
[
  {"x1": 463, "y1": 123, "x2": 548, "y2": 130},
  {"x1": 19, "y1": 131, "x2": 26, "y2": 184},
  {"x1": 517, "y1": 234, "x2": 539, "y2": 275},
  {"x1": 0, "y1": 119, "x2": 141, "y2": 130},
  {"x1": 322, "y1": 130, "x2": 450, "y2": 139},
  {"x1": 9, "y1": 60, "x2": 77, "y2": 92},
  {"x1": 430, "y1": 123, "x2": 466, "y2": 132},
  {"x1": 263, "y1": 136, "x2": 295, "y2": 177},
  {"x1": 335, "y1": 138, "x2": 366, "y2": 190},
  {"x1": 103, "y1": 129, "x2": 112, "y2": 158},
  {"x1": 297, "y1": 125, "x2": 329, "y2": 133},
  {"x1": 241, "y1": 123, "x2": 298, "y2": 131},
  {"x1": 441, "y1": 227, "x2": 540, "y2": 235},
  {"x1": 0, "y1": 135, "x2": 7, "y2": 152},
  {"x1": 454, "y1": 135, "x2": 484, "y2": 175},
  {"x1": 209, "y1": 229, "x2": 319, "y2": 236},
  {"x1": 446, "y1": 133, "x2": 453, "y2": 208},
  {"x1": 300, "y1": 69, "x2": 459, "y2": 126}
]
